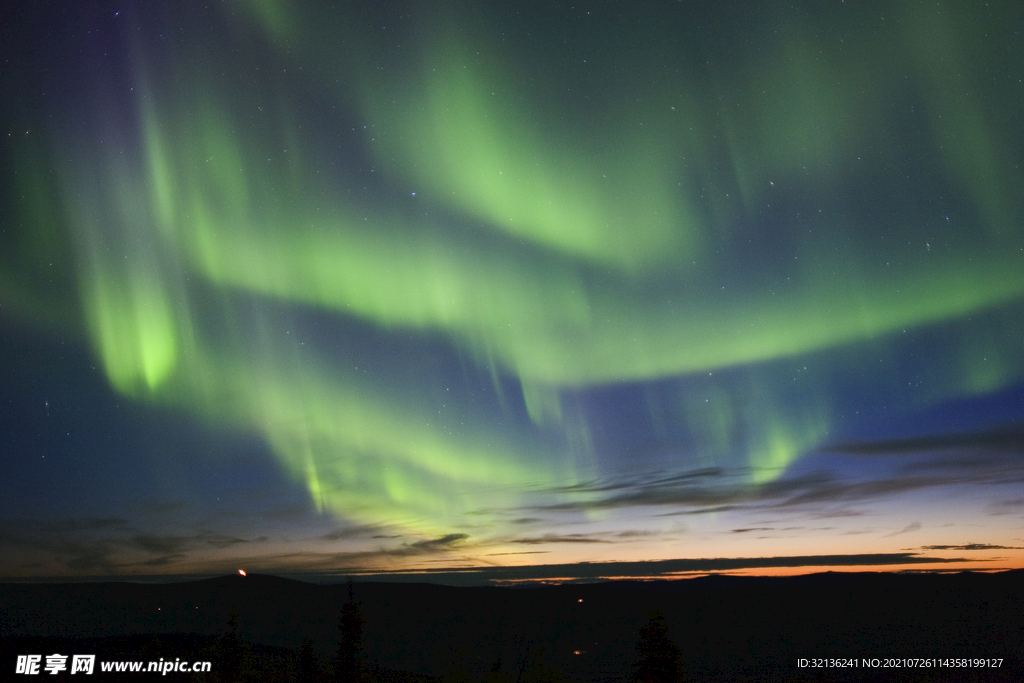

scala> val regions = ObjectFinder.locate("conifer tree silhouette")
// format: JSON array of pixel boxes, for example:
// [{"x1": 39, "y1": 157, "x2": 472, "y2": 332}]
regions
[
  {"x1": 298, "y1": 638, "x2": 322, "y2": 682},
  {"x1": 219, "y1": 606, "x2": 243, "y2": 682},
  {"x1": 632, "y1": 611, "x2": 686, "y2": 683},
  {"x1": 335, "y1": 579, "x2": 366, "y2": 682}
]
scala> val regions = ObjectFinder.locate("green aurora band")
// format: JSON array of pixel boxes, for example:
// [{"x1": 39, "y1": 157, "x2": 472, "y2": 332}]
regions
[{"x1": 3, "y1": 0, "x2": 1023, "y2": 540}]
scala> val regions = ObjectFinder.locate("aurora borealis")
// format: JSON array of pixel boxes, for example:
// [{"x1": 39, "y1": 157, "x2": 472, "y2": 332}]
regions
[{"x1": 1, "y1": 0, "x2": 1023, "y2": 582}]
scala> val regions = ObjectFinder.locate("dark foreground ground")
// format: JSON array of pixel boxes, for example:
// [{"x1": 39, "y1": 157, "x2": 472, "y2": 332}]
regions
[{"x1": 2, "y1": 570, "x2": 1022, "y2": 682}]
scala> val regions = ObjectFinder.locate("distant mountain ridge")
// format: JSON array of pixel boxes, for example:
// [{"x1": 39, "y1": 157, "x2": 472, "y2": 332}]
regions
[{"x1": 2, "y1": 570, "x2": 1022, "y2": 681}]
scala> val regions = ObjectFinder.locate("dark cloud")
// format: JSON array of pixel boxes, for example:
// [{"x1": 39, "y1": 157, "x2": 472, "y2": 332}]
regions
[
  {"x1": 645, "y1": 468, "x2": 728, "y2": 486},
  {"x1": 986, "y1": 498, "x2": 1024, "y2": 515},
  {"x1": 408, "y1": 533, "x2": 469, "y2": 552},
  {"x1": 825, "y1": 424, "x2": 1024, "y2": 457},
  {"x1": 64, "y1": 550, "x2": 117, "y2": 572},
  {"x1": 916, "y1": 543, "x2": 1024, "y2": 551},
  {"x1": 811, "y1": 510, "x2": 867, "y2": 519},
  {"x1": 483, "y1": 551, "x2": 550, "y2": 556},
  {"x1": 498, "y1": 529, "x2": 666, "y2": 546},
  {"x1": 126, "y1": 531, "x2": 252, "y2": 554},
  {"x1": 200, "y1": 533, "x2": 251, "y2": 549},
  {"x1": 0, "y1": 517, "x2": 266, "y2": 576},
  {"x1": 731, "y1": 527, "x2": 774, "y2": 534},
  {"x1": 530, "y1": 483, "x2": 744, "y2": 514},
  {"x1": 0, "y1": 521, "x2": 123, "y2": 573},
  {"x1": 511, "y1": 534, "x2": 612, "y2": 545},
  {"x1": 320, "y1": 525, "x2": 392, "y2": 541},
  {"x1": 658, "y1": 505, "x2": 743, "y2": 517},
  {"x1": 548, "y1": 467, "x2": 729, "y2": 497},
  {"x1": 195, "y1": 534, "x2": 474, "y2": 573},
  {"x1": 546, "y1": 479, "x2": 643, "y2": 494},
  {"x1": 773, "y1": 478, "x2": 945, "y2": 508},
  {"x1": 140, "y1": 554, "x2": 186, "y2": 567},
  {"x1": 129, "y1": 534, "x2": 188, "y2": 555}
]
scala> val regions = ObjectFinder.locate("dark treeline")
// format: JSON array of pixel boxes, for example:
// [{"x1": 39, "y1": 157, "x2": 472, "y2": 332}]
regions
[{"x1": 2, "y1": 570, "x2": 1023, "y2": 682}]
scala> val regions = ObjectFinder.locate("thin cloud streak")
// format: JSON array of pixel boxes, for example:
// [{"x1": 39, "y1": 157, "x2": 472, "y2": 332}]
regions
[
  {"x1": 511, "y1": 534, "x2": 612, "y2": 545},
  {"x1": 883, "y1": 522, "x2": 922, "y2": 538},
  {"x1": 916, "y1": 543, "x2": 1024, "y2": 551},
  {"x1": 339, "y1": 553, "x2": 974, "y2": 585}
]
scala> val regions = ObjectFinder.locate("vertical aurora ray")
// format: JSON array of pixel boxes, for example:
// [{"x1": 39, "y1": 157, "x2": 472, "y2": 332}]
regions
[{"x1": 56, "y1": 131, "x2": 187, "y2": 397}]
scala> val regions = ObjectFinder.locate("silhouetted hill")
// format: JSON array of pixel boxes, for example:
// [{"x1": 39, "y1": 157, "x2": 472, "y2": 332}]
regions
[{"x1": 2, "y1": 570, "x2": 1022, "y2": 681}]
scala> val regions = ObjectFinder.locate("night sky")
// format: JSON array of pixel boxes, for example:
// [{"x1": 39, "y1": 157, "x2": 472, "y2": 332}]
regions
[{"x1": 2, "y1": 0, "x2": 1023, "y2": 584}]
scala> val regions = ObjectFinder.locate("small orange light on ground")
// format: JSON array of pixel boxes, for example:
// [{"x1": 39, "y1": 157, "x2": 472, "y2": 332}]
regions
[{"x1": 238, "y1": 569, "x2": 247, "y2": 576}]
